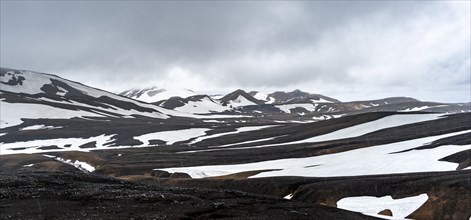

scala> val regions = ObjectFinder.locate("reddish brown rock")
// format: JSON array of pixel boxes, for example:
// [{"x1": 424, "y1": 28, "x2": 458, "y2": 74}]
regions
[{"x1": 378, "y1": 209, "x2": 393, "y2": 216}]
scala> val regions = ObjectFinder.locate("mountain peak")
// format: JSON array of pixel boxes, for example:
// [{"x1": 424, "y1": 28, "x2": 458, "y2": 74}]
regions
[{"x1": 220, "y1": 89, "x2": 265, "y2": 107}]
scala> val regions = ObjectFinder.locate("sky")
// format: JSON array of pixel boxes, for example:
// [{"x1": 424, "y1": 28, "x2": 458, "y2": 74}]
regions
[{"x1": 1, "y1": 1, "x2": 470, "y2": 102}]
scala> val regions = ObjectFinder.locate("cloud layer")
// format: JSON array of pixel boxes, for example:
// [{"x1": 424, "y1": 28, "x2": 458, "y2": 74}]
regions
[{"x1": 1, "y1": 1, "x2": 469, "y2": 102}]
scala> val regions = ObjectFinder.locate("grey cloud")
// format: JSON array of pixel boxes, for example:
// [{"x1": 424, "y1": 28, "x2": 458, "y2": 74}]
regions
[{"x1": 1, "y1": 1, "x2": 469, "y2": 102}]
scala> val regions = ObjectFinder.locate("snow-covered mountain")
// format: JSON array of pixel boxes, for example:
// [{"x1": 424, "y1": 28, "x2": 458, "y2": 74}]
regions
[
  {"x1": 0, "y1": 68, "x2": 173, "y2": 128},
  {"x1": 154, "y1": 89, "x2": 265, "y2": 114},
  {"x1": 119, "y1": 87, "x2": 196, "y2": 103},
  {"x1": 156, "y1": 95, "x2": 230, "y2": 114},
  {"x1": 142, "y1": 86, "x2": 470, "y2": 117}
]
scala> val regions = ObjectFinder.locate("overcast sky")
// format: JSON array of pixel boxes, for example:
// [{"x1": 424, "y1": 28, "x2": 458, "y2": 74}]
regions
[{"x1": 1, "y1": 1, "x2": 470, "y2": 102}]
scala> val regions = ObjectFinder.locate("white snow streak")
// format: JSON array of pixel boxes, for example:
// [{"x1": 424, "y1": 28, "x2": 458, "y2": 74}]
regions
[
  {"x1": 46, "y1": 155, "x2": 96, "y2": 172},
  {"x1": 311, "y1": 98, "x2": 333, "y2": 103},
  {"x1": 286, "y1": 114, "x2": 443, "y2": 145},
  {"x1": 20, "y1": 125, "x2": 64, "y2": 131},
  {"x1": 134, "y1": 128, "x2": 210, "y2": 146},
  {"x1": 189, "y1": 125, "x2": 276, "y2": 145},
  {"x1": 184, "y1": 113, "x2": 445, "y2": 153}
]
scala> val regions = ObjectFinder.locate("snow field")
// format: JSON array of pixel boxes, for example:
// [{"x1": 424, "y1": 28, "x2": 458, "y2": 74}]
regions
[{"x1": 158, "y1": 130, "x2": 470, "y2": 178}]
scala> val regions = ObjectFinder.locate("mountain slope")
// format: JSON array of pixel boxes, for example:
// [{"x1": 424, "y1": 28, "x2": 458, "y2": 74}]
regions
[
  {"x1": 119, "y1": 87, "x2": 196, "y2": 103},
  {"x1": 267, "y1": 89, "x2": 341, "y2": 104},
  {"x1": 1, "y1": 67, "x2": 171, "y2": 128},
  {"x1": 249, "y1": 91, "x2": 276, "y2": 104}
]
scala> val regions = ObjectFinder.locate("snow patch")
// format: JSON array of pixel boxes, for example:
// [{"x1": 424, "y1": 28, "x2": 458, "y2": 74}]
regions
[
  {"x1": 284, "y1": 194, "x2": 293, "y2": 200},
  {"x1": 400, "y1": 105, "x2": 447, "y2": 112},
  {"x1": 337, "y1": 194, "x2": 429, "y2": 219},
  {"x1": 0, "y1": 101, "x2": 101, "y2": 128},
  {"x1": 227, "y1": 95, "x2": 258, "y2": 108},
  {"x1": 134, "y1": 128, "x2": 210, "y2": 146},
  {"x1": 252, "y1": 92, "x2": 275, "y2": 104},
  {"x1": 400, "y1": 106, "x2": 432, "y2": 112},
  {"x1": 0, "y1": 134, "x2": 115, "y2": 155},
  {"x1": 174, "y1": 97, "x2": 230, "y2": 114},
  {"x1": 203, "y1": 120, "x2": 225, "y2": 123},
  {"x1": 276, "y1": 104, "x2": 317, "y2": 113},
  {"x1": 311, "y1": 98, "x2": 333, "y2": 103},
  {"x1": 189, "y1": 125, "x2": 276, "y2": 145},
  {"x1": 125, "y1": 87, "x2": 196, "y2": 103}
]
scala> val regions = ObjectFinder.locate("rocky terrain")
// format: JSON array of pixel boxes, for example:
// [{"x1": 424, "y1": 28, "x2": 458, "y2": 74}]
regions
[{"x1": 1, "y1": 67, "x2": 470, "y2": 219}]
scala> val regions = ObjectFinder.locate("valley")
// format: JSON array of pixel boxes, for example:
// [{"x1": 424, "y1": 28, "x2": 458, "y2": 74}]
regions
[{"x1": 1, "y1": 68, "x2": 470, "y2": 219}]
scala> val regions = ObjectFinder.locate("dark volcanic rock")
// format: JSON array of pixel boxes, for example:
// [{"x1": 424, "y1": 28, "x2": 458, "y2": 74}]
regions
[
  {"x1": 169, "y1": 172, "x2": 192, "y2": 179},
  {"x1": 0, "y1": 170, "x2": 379, "y2": 220},
  {"x1": 439, "y1": 149, "x2": 471, "y2": 170},
  {"x1": 144, "y1": 170, "x2": 471, "y2": 220},
  {"x1": 151, "y1": 170, "x2": 171, "y2": 178},
  {"x1": 0, "y1": 68, "x2": 26, "y2": 86},
  {"x1": 155, "y1": 96, "x2": 187, "y2": 109},
  {"x1": 78, "y1": 141, "x2": 97, "y2": 149},
  {"x1": 37, "y1": 145, "x2": 62, "y2": 150},
  {"x1": 268, "y1": 89, "x2": 340, "y2": 104}
]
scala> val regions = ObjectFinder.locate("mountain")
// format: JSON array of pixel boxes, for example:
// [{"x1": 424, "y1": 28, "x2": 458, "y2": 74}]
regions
[
  {"x1": 248, "y1": 90, "x2": 340, "y2": 104},
  {"x1": 156, "y1": 95, "x2": 230, "y2": 114},
  {"x1": 0, "y1": 68, "x2": 171, "y2": 128},
  {"x1": 2, "y1": 67, "x2": 471, "y2": 219},
  {"x1": 154, "y1": 89, "x2": 264, "y2": 114},
  {"x1": 219, "y1": 89, "x2": 265, "y2": 107},
  {"x1": 126, "y1": 84, "x2": 470, "y2": 119},
  {"x1": 120, "y1": 86, "x2": 466, "y2": 119},
  {"x1": 119, "y1": 86, "x2": 196, "y2": 103},
  {"x1": 266, "y1": 89, "x2": 341, "y2": 104}
]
